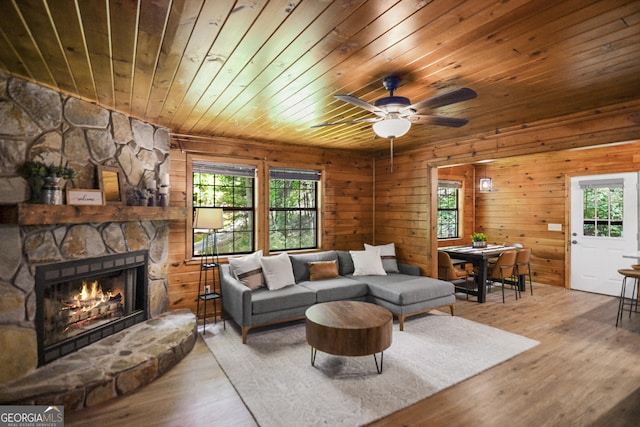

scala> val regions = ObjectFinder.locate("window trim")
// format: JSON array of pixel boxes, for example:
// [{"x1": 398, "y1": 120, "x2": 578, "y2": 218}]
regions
[
  {"x1": 268, "y1": 167, "x2": 321, "y2": 251},
  {"x1": 187, "y1": 154, "x2": 261, "y2": 260},
  {"x1": 186, "y1": 156, "x2": 325, "y2": 261},
  {"x1": 266, "y1": 162, "x2": 323, "y2": 253},
  {"x1": 436, "y1": 181, "x2": 462, "y2": 240},
  {"x1": 193, "y1": 163, "x2": 256, "y2": 256},
  {"x1": 581, "y1": 185, "x2": 624, "y2": 238}
]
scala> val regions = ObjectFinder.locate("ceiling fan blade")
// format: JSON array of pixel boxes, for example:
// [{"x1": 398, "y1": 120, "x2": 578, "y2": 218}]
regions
[
  {"x1": 409, "y1": 115, "x2": 469, "y2": 128},
  {"x1": 405, "y1": 87, "x2": 477, "y2": 112},
  {"x1": 311, "y1": 117, "x2": 381, "y2": 128},
  {"x1": 334, "y1": 94, "x2": 384, "y2": 115}
]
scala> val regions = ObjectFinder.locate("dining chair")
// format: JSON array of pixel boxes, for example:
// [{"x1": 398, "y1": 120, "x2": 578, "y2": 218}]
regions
[
  {"x1": 438, "y1": 251, "x2": 475, "y2": 300},
  {"x1": 489, "y1": 242, "x2": 524, "y2": 267},
  {"x1": 515, "y1": 248, "x2": 533, "y2": 295},
  {"x1": 487, "y1": 250, "x2": 518, "y2": 303}
]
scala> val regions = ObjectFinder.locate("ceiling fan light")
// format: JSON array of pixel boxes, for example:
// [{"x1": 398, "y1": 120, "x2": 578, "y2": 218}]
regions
[{"x1": 372, "y1": 118, "x2": 411, "y2": 138}]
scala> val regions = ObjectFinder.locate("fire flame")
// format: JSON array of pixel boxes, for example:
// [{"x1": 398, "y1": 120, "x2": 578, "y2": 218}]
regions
[
  {"x1": 72, "y1": 280, "x2": 115, "y2": 311},
  {"x1": 56, "y1": 280, "x2": 124, "y2": 335}
]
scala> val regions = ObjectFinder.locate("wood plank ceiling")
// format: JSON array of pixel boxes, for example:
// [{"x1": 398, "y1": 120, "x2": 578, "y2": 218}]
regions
[{"x1": 0, "y1": 0, "x2": 638, "y2": 154}]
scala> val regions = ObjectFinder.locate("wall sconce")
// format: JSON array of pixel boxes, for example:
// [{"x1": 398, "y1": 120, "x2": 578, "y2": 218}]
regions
[{"x1": 479, "y1": 163, "x2": 492, "y2": 192}]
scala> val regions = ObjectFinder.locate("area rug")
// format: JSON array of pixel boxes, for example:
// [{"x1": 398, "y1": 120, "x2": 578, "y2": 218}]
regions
[{"x1": 204, "y1": 313, "x2": 539, "y2": 427}]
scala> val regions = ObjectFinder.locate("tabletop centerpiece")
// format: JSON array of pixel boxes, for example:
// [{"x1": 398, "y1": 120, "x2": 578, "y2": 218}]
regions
[{"x1": 471, "y1": 232, "x2": 488, "y2": 248}]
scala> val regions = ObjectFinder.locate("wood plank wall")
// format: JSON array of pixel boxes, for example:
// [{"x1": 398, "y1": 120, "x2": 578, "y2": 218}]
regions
[
  {"x1": 166, "y1": 99, "x2": 640, "y2": 316},
  {"x1": 166, "y1": 136, "x2": 373, "y2": 315},
  {"x1": 373, "y1": 99, "x2": 640, "y2": 283},
  {"x1": 475, "y1": 142, "x2": 640, "y2": 286},
  {"x1": 373, "y1": 159, "x2": 477, "y2": 266}
]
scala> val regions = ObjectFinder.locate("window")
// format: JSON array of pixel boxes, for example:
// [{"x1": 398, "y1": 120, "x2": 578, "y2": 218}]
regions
[
  {"x1": 193, "y1": 162, "x2": 256, "y2": 256},
  {"x1": 580, "y1": 179, "x2": 624, "y2": 237},
  {"x1": 437, "y1": 180, "x2": 461, "y2": 239},
  {"x1": 269, "y1": 168, "x2": 320, "y2": 251}
]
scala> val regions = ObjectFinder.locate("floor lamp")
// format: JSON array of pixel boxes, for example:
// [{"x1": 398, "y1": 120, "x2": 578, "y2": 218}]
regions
[{"x1": 194, "y1": 207, "x2": 224, "y2": 333}]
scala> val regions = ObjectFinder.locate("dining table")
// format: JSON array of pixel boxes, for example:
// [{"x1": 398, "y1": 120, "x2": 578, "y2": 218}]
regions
[{"x1": 438, "y1": 244, "x2": 520, "y2": 303}]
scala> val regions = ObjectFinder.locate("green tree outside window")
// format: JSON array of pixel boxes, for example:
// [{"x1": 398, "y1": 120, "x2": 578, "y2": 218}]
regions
[
  {"x1": 437, "y1": 185, "x2": 460, "y2": 239},
  {"x1": 583, "y1": 187, "x2": 623, "y2": 237},
  {"x1": 193, "y1": 163, "x2": 256, "y2": 256}
]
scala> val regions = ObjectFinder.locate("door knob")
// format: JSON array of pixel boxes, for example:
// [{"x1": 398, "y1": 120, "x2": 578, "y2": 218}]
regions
[{"x1": 571, "y1": 240, "x2": 577, "y2": 244}]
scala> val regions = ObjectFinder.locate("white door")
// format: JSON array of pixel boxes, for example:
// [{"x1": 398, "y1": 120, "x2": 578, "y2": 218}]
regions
[{"x1": 570, "y1": 172, "x2": 639, "y2": 296}]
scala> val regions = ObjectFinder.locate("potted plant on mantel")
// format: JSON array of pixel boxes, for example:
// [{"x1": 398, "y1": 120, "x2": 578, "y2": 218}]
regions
[
  {"x1": 20, "y1": 160, "x2": 76, "y2": 205},
  {"x1": 471, "y1": 232, "x2": 488, "y2": 248}
]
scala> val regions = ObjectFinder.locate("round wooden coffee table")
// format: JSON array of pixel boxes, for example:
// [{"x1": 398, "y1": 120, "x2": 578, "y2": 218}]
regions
[{"x1": 305, "y1": 301, "x2": 392, "y2": 373}]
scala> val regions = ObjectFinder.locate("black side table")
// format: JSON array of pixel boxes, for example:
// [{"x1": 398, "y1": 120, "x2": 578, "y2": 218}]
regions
[{"x1": 197, "y1": 262, "x2": 225, "y2": 333}]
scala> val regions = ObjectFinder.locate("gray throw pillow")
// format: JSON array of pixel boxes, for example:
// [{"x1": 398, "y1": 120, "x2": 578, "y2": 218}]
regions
[{"x1": 336, "y1": 250, "x2": 355, "y2": 275}]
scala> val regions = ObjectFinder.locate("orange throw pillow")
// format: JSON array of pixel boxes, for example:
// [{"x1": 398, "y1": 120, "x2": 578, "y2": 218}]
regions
[{"x1": 308, "y1": 260, "x2": 339, "y2": 281}]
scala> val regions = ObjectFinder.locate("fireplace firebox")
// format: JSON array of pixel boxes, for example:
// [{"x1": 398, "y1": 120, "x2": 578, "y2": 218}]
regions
[{"x1": 35, "y1": 250, "x2": 148, "y2": 365}]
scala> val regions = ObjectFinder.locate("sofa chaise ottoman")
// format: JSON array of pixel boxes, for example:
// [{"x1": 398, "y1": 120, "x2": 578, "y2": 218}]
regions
[{"x1": 220, "y1": 248, "x2": 455, "y2": 343}]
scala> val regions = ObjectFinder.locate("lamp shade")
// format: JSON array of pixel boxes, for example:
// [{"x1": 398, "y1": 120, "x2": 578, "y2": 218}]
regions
[
  {"x1": 372, "y1": 117, "x2": 411, "y2": 138},
  {"x1": 479, "y1": 177, "x2": 493, "y2": 192},
  {"x1": 193, "y1": 207, "x2": 223, "y2": 230}
]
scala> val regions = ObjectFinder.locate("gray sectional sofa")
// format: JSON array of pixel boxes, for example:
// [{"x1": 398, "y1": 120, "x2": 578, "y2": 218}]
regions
[{"x1": 220, "y1": 250, "x2": 456, "y2": 343}]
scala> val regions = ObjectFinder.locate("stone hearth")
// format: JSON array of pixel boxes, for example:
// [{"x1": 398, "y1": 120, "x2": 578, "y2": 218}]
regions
[{"x1": 0, "y1": 309, "x2": 196, "y2": 411}]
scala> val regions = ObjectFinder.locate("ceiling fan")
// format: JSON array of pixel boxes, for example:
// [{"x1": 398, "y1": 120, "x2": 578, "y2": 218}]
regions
[{"x1": 313, "y1": 76, "x2": 477, "y2": 170}]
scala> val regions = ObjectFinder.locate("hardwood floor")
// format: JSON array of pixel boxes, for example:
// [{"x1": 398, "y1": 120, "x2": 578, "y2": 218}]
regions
[{"x1": 66, "y1": 284, "x2": 640, "y2": 427}]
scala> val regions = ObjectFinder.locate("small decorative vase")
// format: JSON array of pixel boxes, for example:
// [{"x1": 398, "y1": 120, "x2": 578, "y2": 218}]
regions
[
  {"x1": 41, "y1": 176, "x2": 63, "y2": 205},
  {"x1": 472, "y1": 241, "x2": 487, "y2": 248}
]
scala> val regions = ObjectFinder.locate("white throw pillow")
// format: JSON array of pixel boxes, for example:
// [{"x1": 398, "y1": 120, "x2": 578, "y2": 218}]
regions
[
  {"x1": 350, "y1": 249, "x2": 387, "y2": 276},
  {"x1": 260, "y1": 252, "x2": 296, "y2": 290},
  {"x1": 228, "y1": 250, "x2": 264, "y2": 290},
  {"x1": 364, "y1": 242, "x2": 399, "y2": 273}
]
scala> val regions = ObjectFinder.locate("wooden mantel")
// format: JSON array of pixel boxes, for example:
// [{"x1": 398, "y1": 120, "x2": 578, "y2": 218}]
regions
[{"x1": 0, "y1": 203, "x2": 188, "y2": 225}]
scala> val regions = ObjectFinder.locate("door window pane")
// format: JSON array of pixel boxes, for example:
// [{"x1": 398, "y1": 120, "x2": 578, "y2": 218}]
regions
[{"x1": 583, "y1": 187, "x2": 624, "y2": 238}]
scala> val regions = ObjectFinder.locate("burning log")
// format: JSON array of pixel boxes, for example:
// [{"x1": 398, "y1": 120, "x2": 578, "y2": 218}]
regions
[{"x1": 43, "y1": 279, "x2": 125, "y2": 344}]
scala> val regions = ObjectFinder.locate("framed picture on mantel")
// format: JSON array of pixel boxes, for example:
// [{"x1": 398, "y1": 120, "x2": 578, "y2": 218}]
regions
[
  {"x1": 98, "y1": 165, "x2": 126, "y2": 205},
  {"x1": 66, "y1": 189, "x2": 104, "y2": 206}
]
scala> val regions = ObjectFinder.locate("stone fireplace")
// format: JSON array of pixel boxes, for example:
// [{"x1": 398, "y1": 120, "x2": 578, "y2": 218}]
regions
[
  {"x1": 35, "y1": 251, "x2": 148, "y2": 366},
  {"x1": 0, "y1": 72, "x2": 180, "y2": 387}
]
